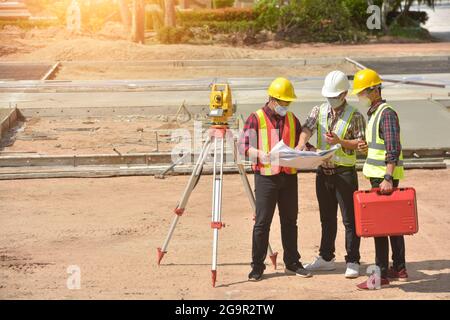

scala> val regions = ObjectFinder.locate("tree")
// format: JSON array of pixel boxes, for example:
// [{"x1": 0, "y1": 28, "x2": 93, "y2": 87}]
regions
[
  {"x1": 164, "y1": 0, "x2": 176, "y2": 27},
  {"x1": 390, "y1": 0, "x2": 440, "y2": 17},
  {"x1": 118, "y1": 0, "x2": 131, "y2": 31},
  {"x1": 381, "y1": 0, "x2": 396, "y2": 32},
  {"x1": 132, "y1": 0, "x2": 145, "y2": 43}
]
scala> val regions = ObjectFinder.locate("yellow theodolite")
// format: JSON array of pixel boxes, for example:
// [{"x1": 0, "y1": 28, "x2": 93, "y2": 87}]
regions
[{"x1": 208, "y1": 84, "x2": 234, "y2": 127}]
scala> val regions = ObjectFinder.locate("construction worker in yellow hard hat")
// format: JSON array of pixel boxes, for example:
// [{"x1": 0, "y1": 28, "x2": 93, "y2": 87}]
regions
[
  {"x1": 267, "y1": 77, "x2": 297, "y2": 102},
  {"x1": 352, "y1": 69, "x2": 408, "y2": 290},
  {"x1": 351, "y1": 68, "x2": 383, "y2": 96},
  {"x1": 238, "y1": 77, "x2": 312, "y2": 281}
]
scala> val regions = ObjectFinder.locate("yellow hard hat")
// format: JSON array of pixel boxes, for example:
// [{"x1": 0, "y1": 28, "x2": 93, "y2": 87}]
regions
[
  {"x1": 351, "y1": 69, "x2": 382, "y2": 95},
  {"x1": 268, "y1": 77, "x2": 297, "y2": 102}
]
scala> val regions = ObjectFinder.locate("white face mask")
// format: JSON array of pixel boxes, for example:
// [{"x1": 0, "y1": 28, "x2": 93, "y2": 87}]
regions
[
  {"x1": 358, "y1": 96, "x2": 372, "y2": 109},
  {"x1": 326, "y1": 97, "x2": 344, "y2": 109},
  {"x1": 275, "y1": 104, "x2": 288, "y2": 116}
]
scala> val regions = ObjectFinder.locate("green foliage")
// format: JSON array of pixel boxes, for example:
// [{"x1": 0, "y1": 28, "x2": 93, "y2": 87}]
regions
[
  {"x1": 341, "y1": 0, "x2": 383, "y2": 29},
  {"x1": 183, "y1": 20, "x2": 259, "y2": 34},
  {"x1": 254, "y1": 0, "x2": 300, "y2": 33},
  {"x1": 387, "y1": 15, "x2": 431, "y2": 39},
  {"x1": 299, "y1": 0, "x2": 356, "y2": 41},
  {"x1": 0, "y1": 19, "x2": 58, "y2": 30},
  {"x1": 157, "y1": 26, "x2": 193, "y2": 44},
  {"x1": 22, "y1": 0, "x2": 437, "y2": 44},
  {"x1": 387, "y1": 11, "x2": 429, "y2": 26},
  {"x1": 177, "y1": 8, "x2": 256, "y2": 23},
  {"x1": 254, "y1": 0, "x2": 365, "y2": 42},
  {"x1": 175, "y1": 7, "x2": 258, "y2": 43},
  {"x1": 213, "y1": 0, "x2": 235, "y2": 9}
]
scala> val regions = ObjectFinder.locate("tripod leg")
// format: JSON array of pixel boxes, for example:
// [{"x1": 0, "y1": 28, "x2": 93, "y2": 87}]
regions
[
  {"x1": 211, "y1": 134, "x2": 225, "y2": 287},
  {"x1": 157, "y1": 137, "x2": 213, "y2": 265},
  {"x1": 233, "y1": 139, "x2": 278, "y2": 269}
]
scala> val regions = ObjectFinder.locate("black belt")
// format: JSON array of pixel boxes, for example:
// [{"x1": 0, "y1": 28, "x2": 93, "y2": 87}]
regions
[{"x1": 318, "y1": 165, "x2": 355, "y2": 176}]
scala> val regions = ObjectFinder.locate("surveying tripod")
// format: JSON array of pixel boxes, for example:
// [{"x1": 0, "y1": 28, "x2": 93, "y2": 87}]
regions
[{"x1": 156, "y1": 125, "x2": 278, "y2": 287}]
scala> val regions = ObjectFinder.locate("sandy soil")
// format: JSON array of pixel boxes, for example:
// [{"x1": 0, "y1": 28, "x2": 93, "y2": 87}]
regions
[
  {"x1": 55, "y1": 63, "x2": 358, "y2": 80},
  {"x1": 0, "y1": 115, "x2": 204, "y2": 155},
  {"x1": 0, "y1": 169, "x2": 449, "y2": 299},
  {"x1": 1, "y1": 26, "x2": 449, "y2": 80},
  {"x1": 1, "y1": 26, "x2": 450, "y2": 62}
]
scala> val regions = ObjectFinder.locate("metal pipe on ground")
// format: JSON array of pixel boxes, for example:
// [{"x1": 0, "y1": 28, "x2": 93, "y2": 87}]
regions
[{"x1": 345, "y1": 57, "x2": 446, "y2": 88}]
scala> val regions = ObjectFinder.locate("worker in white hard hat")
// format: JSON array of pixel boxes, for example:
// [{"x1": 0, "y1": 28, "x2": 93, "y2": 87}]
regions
[{"x1": 297, "y1": 70, "x2": 367, "y2": 279}]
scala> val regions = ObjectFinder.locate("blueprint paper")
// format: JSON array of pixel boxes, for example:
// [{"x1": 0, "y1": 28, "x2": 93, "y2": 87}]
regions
[{"x1": 269, "y1": 141, "x2": 341, "y2": 169}]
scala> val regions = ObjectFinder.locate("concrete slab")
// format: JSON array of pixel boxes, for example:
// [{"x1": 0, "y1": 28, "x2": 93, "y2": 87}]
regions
[
  {"x1": 1, "y1": 98, "x2": 448, "y2": 151},
  {"x1": 237, "y1": 99, "x2": 450, "y2": 150},
  {"x1": 54, "y1": 58, "x2": 348, "y2": 67},
  {"x1": 0, "y1": 73, "x2": 449, "y2": 108},
  {"x1": 0, "y1": 62, "x2": 55, "y2": 81},
  {"x1": 357, "y1": 57, "x2": 450, "y2": 74},
  {"x1": 0, "y1": 72, "x2": 448, "y2": 151}
]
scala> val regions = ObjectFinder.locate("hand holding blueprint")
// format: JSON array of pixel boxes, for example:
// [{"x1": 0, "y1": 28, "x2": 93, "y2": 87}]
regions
[{"x1": 269, "y1": 141, "x2": 341, "y2": 170}]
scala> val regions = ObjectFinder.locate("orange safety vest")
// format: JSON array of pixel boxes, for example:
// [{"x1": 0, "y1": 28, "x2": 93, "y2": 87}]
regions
[{"x1": 252, "y1": 108, "x2": 297, "y2": 176}]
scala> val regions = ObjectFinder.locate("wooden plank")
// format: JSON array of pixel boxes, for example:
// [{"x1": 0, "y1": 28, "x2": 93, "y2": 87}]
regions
[
  {"x1": 17, "y1": 105, "x2": 204, "y2": 117},
  {"x1": 41, "y1": 62, "x2": 61, "y2": 81},
  {"x1": 0, "y1": 164, "x2": 249, "y2": 180},
  {"x1": 0, "y1": 152, "x2": 180, "y2": 167},
  {"x1": 0, "y1": 108, "x2": 22, "y2": 139},
  {"x1": 1, "y1": 149, "x2": 446, "y2": 168}
]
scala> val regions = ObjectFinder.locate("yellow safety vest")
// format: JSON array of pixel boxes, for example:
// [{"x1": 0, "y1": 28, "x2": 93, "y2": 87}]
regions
[
  {"x1": 317, "y1": 103, "x2": 357, "y2": 167},
  {"x1": 254, "y1": 108, "x2": 297, "y2": 176},
  {"x1": 363, "y1": 103, "x2": 404, "y2": 180}
]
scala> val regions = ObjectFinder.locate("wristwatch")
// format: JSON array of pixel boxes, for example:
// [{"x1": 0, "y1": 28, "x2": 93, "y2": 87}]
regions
[{"x1": 383, "y1": 174, "x2": 393, "y2": 182}]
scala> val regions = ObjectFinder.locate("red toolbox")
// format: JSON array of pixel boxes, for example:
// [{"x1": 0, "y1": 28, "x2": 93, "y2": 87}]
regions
[{"x1": 353, "y1": 188, "x2": 418, "y2": 237}]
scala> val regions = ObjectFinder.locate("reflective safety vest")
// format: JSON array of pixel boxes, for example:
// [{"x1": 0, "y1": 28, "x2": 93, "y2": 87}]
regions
[
  {"x1": 363, "y1": 103, "x2": 404, "y2": 180},
  {"x1": 252, "y1": 108, "x2": 297, "y2": 175},
  {"x1": 317, "y1": 103, "x2": 357, "y2": 167}
]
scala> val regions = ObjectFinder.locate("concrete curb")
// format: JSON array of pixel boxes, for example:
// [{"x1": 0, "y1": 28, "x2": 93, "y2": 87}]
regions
[{"x1": 0, "y1": 159, "x2": 447, "y2": 180}]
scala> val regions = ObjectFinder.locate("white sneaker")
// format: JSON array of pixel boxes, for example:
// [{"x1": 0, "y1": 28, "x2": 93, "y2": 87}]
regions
[
  {"x1": 345, "y1": 262, "x2": 360, "y2": 278},
  {"x1": 304, "y1": 256, "x2": 336, "y2": 271}
]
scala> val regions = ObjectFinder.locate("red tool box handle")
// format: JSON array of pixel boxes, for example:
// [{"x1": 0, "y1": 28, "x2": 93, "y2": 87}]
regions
[{"x1": 368, "y1": 187, "x2": 406, "y2": 195}]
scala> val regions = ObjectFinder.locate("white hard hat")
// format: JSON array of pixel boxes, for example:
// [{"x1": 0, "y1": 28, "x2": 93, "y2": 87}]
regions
[{"x1": 321, "y1": 70, "x2": 350, "y2": 98}]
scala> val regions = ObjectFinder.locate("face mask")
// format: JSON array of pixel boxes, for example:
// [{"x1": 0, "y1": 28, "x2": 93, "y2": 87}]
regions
[
  {"x1": 275, "y1": 104, "x2": 288, "y2": 116},
  {"x1": 326, "y1": 97, "x2": 344, "y2": 109},
  {"x1": 358, "y1": 96, "x2": 372, "y2": 109}
]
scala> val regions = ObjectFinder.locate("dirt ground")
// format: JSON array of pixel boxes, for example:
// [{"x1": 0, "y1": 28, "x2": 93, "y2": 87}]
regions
[
  {"x1": 0, "y1": 169, "x2": 449, "y2": 300},
  {"x1": 0, "y1": 115, "x2": 205, "y2": 155},
  {"x1": 54, "y1": 63, "x2": 359, "y2": 80},
  {"x1": 2, "y1": 26, "x2": 450, "y2": 62},
  {"x1": 1, "y1": 26, "x2": 449, "y2": 79}
]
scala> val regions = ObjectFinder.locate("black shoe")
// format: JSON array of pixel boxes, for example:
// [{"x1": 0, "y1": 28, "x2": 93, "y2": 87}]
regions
[
  {"x1": 248, "y1": 268, "x2": 264, "y2": 281},
  {"x1": 285, "y1": 262, "x2": 312, "y2": 278}
]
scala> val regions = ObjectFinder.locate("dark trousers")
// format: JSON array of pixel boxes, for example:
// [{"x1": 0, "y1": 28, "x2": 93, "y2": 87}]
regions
[
  {"x1": 370, "y1": 178, "x2": 406, "y2": 278},
  {"x1": 316, "y1": 167, "x2": 361, "y2": 263},
  {"x1": 252, "y1": 172, "x2": 301, "y2": 270}
]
